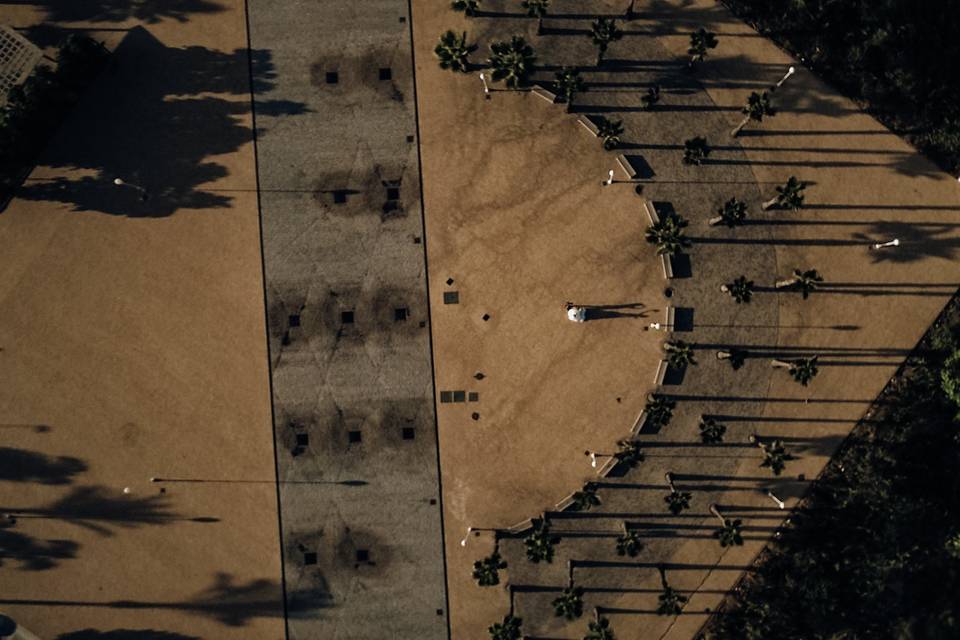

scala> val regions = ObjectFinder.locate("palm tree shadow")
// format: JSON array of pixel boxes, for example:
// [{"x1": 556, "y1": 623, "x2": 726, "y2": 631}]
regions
[
  {"x1": 0, "y1": 447, "x2": 87, "y2": 484},
  {"x1": 12, "y1": 26, "x2": 309, "y2": 217},
  {"x1": 30, "y1": 0, "x2": 226, "y2": 25},
  {"x1": 57, "y1": 630, "x2": 201, "y2": 640}
]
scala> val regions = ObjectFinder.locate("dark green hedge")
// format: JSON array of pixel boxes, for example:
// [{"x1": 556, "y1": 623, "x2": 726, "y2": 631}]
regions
[
  {"x1": 703, "y1": 300, "x2": 960, "y2": 639},
  {"x1": 0, "y1": 35, "x2": 108, "y2": 205},
  {"x1": 719, "y1": 0, "x2": 960, "y2": 175}
]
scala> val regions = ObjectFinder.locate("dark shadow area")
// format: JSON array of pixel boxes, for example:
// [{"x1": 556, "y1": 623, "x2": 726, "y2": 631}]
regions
[
  {"x1": 22, "y1": 0, "x2": 226, "y2": 25},
  {"x1": 673, "y1": 307, "x2": 694, "y2": 332},
  {"x1": 0, "y1": 523, "x2": 78, "y2": 571},
  {"x1": 57, "y1": 630, "x2": 201, "y2": 640},
  {"x1": 622, "y1": 154, "x2": 655, "y2": 179},
  {"x1": 12, "y1": 26, "x2": 309, "y2": 217},
  {"x1": 0, "y1": 572, "x2": 295, "y2": 626},
  {"x1": 670, "y1": 253, "x2": 692, "y2": 278},
  {"x1": 581, "y1": 302, "x2": 651, "y2": 321},
  {"x1": 3, "y1": 485, "x2": 217, "y2": 536},
  {"x1": 0, "y1": 447, "x2": 86, "y2": 484}
]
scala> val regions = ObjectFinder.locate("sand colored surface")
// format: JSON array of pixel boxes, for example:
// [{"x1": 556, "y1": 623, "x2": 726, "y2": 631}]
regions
[
  {"x1": 411, "y1": 1, "x2": 960, "y2": 639},
  {"x1": 0, "y1": 3, "x2": 283, "y2": 638}
]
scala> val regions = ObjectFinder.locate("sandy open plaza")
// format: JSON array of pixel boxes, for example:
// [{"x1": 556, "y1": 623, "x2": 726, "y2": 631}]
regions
[{"x1": 0, "y1": 0, "x2": 958, "y2": 638}]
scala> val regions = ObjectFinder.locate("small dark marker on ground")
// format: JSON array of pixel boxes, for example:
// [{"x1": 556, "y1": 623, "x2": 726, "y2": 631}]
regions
[{"x1": 471, "y1": 412, "x2": 480, "y2": 420}]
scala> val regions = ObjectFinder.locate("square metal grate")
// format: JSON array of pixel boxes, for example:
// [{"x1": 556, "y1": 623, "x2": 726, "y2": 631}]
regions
[{"x1": 0, "y1": 26, "x2": 42, "y2": 106}]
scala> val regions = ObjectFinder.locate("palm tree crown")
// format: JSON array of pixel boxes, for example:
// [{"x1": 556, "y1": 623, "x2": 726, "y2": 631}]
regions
[
  {"x1": 722, "y1": 275, "x2": 754, "y2": 303},
  {"x1": 613, "y1": 439, "x2": 644, "y2": 468},
  {"x1": 757, "y1": 438, "x2": 796, "y2": 475},
  {"x1": 521, "y1": 0, "x2": 549, "y2": 17},
  {"x1": 665, "y1": 489, "x2": 692, "y2": 515},
  {"x1": 552, "y1": 586, "x2": 585, "y2": 620},
  {"x1": 645, "y1": 394, "x2": 676, "y2": 430},
  {"x1": 732, "y1": 90, "x2": 775, "y2": 136},
  {"x1": 554, "y1": 67, "x2": 585, "y2": 107},
  {"x1": 596, "y1": 115, "x2": 624, "y2": 150},
  {"x1": 715, "y1": 517, "x2": 744, "y2": 547},
  {"x1": 764, "y1": 176, "x2": 807, "y2": 210},
  {"x1": 656, "y1": 565, "x2": 688, "y2": 615},
  {"x1": 711, "y1": 197, "x2": 748, "y2": 227},
  {"x1": 645, "y1": 215, "x2": 691, "y2": 256},
  {"x1": 572, "y1": 483, "x2": 601, "y2": 511},
  {"x1": 584, "y1": 616, "x2": 615, "y2": 640},
  {"x1": 688, "y1": 27, "x2": 718, "y2": 64},
  {"x1": 642, "y1": 84, "x2": 661, "y2": 109},
  {"x1": 616, "y1": 529, "x2": 644, "y2": 557},
  {"x1": 452, "y1": 0, "x2": 480, "y2": 16},
  {"x1": 683, "y1": 136, "x2": 711, "y2": 165},
  {"x1": 524, "y1": 523, "x2": 558, "y2": 563},
  {"x1": 789, "y1": 356, "x2": 819, "y2": 385},
  {"x1": 665, "y1": 340, "x2": 697, "y2": 368},
  {"x1": 473, "y1": 551, "x2": 507, "y2": 586},
  {"x1": 699, "y1": 417, "x2": 727, "y2": 444},
  {"x1": 778, "y1": 268, "x2": 823, "y2": 298},
  {"x1": 435, "y1": 31, "x2": 474, "y2": 73},
  {"x1": 489, "y1": 614, "x2": 523, "y2": 640},
  {"x1": 488, "y1": 36, "x2": 536, "y2": 88},
  {"x1": 590, "y1": 17, "x2": 623, "y2": 64}
]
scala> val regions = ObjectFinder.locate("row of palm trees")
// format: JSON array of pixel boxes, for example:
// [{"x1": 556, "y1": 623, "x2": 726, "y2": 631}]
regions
[{"x1": 437, "y1": 5, "x2": 806, "y2": 638}]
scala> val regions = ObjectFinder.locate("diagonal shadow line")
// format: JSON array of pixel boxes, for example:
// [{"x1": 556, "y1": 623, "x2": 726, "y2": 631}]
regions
[
  {"x1": 690, "y1": 236, "x2": 868, "y2": 247},
  {"x1": 691, "y1": 343, "x2": 909, "y2": 355}
]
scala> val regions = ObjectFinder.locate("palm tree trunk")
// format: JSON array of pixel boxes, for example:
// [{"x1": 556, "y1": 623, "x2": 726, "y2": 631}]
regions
[
  {"x1": 771, "y1": 359, "x2": 792, "y2": 368},
  {"x1": 597, "y1": 47, "x2": 604, "y2": 67},
  {"x1": 731, "y1": 115, "x2": 750, "y2": 137},
  {"x1": 658, "y1": 564, "x2": 669, "y2": 590},
  {"x1": 665, "y1": 471, "x2": 677, "y2": 493},
  {"x1": 537, "y1": 16, "x2": 542, "y2": 35},
  {"x1": 708, "y1": 215, "x2": 724, "y2": 226},
  {"x1": 567, "y1": 559, "x2": 575, "y2": 588},
  {"x1": 719, "y1": 284, "x2": 730, "y2": 293},
  {"x1": 709, "y1": 503, "x2": 725, "y2": 525},
  {"x1": 761, "y1": 195, "x2": 779, "y2": 210},
  {"x1": 775, "y1": 276, "x2": 798, "y2": 289},
  {"x1": 716, "y1": 350, "x2": 732, "y2": 360},
  {"x1": 626, "y1": 0, "x2": 636, "y2": 19},
  {"x1": 508, "y1": 584, "x2": 516, "y2": 617}
]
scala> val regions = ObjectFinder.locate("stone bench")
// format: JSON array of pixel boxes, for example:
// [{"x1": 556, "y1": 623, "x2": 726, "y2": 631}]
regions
[
  {"x1": 654, "y1": 359, "x2": 668, "y2": 385},
  {"x1": 660, "y1": 253, "x2": 674, "y2": 279},
  {"x1": 617, "y1": 154, "x2": 639, "y2": 180},
  {"x1": 531, "y1": 83, "x2": 558, "y2": 104},
  {"x1": 665, "y1": 305, "x2": 676, "y2": 329},
  {"x1": 577, "y1": 115, "x2": 600, "y2": 136},
  {"x1": 643, "y1": 201, "x2": 659, "y2": 225},
  {"x1": 631, "y1": 410, "x2": 647, "y2": 437},
  {"x1": 597, "y1": 456, "x2": 618, "y2": 478},
  {"x1": 506, "y1": 516, "x2": 537, "y2": 535},
  {"x1": 555, "y1": 492, "x2": 578, "y2": 512}
]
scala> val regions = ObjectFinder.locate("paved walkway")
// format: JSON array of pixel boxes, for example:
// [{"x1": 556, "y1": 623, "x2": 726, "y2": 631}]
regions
[
  {"x1": 410, "y1": 0, "x2": 960, "y2": 638},
  {"x1": 247, "y1": 0, "x2": 449, "y2": 637}
]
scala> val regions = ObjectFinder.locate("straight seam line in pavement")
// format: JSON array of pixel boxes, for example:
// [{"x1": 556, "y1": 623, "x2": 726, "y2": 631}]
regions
[
  {"x1": 405, "y1": 1, "x2": 453, "y2": 637},
  {"x1": 243, "y1": 0, "x2": 291, "y2": 635}
]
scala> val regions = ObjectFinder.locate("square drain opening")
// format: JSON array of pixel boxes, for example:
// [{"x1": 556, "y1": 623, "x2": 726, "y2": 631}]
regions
[
  {"x1": 394, "y1": 307, "x2": 408, "y2": 321},
  {"x1": 348, "y1": 430, "x2": 362, "y2": 444},
  {"x1": 402, "y1": 427, "x2": 415, "y2": 440},
  {"x1": 341, "y1": 310, "x2": 354, "y2": 324},
  {"x1": 379, "y1": 67, "x2": 392, "y2": 80},
  {"x1": 288, "y1": 314, "x2": 300, "y2": 328},
  {"x1": 325, "y1": 71, "x2": 338, "y2": 84},
  {"x1": 304, "y1": 552, "x2": 317, "y2": 565},
  {"x1": 443, "y1": 291, "x2": 459, "y2": 305}
]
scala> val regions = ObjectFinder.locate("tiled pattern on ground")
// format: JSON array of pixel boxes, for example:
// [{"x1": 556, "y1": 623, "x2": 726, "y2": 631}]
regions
[{"x1": 247, "y1": 1, "x2": 449, "y2": 638}]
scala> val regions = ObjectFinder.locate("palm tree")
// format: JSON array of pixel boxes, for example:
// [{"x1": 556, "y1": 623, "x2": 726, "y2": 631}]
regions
[
  {"x1": 644, "y1": 394, "x2": 675, "y2": 430},
  {"x1": 488, "y1": 36, "x2": 536, "y2": 89},
  {"x1": 698, "y1": 417, "x2": 726, "y2": 444},
  {"x1": 452, "y1": 0, "x2": 480, "y2": 16},
  {"x1": 596, "y1": 116, "x2": 624, "y2": 150},
  {"x1": 521, "y1": 0, "x2": 550, "y2": 34},
  {"x1": 435, "y1": 31, "x2": 475, "y2": 73},
  {"x1": 688, "y1": 28, "x2": 718, "y2": 67},
  {"x1": 645, "y1": 215, "x2": 691, "y2": 256},
  {"x1": 615, "y1": 526, "x2": 644, "y2": 557},
  {"x1": 775, "y1": 268, "x2": 823, "y2": 299},
  {"x1": 552, "y1": 586, "x2": 585, "y2": 620},
  {"x1": 584, "y1": 615, "x2": 615, "y2": 640},
  {"x1": 763, "y1": 176, "x2": 807, "y2": 211},
  {"x1": 716, "y1": 348, "x2": 747, "y2": 371},
  {"x1": 664, "y1": 340, "x2": 697, "y2": 369},
  {"x1": 683, "y1": 136, "x2": 711, "y2": 165},
  {"x1": 489, "y1": 614, "x2": 523, "y2": 640},
  {"x1": 656, "y1": 565, "x2": 688, "y2": 615},
  {"x1": 625, "y1": 0, "x2": 638, "y2": 19},
  {"x1": 641, "y1": 84, "x2": 661, "y2": 110},
  {"x1": 708, "y1": 197, "x2": 747, "y2": 227},
  {"x1": 590, "y1": 18, "x2": 623, "y2": 66},
  {"x1": 572, "y1": 483, "x2": 601, "y2": 511},
  {"x1": 555, "y1": 67, "x2": 585, "y2": 110},
  {"x1": 473, "y1": 550, "x2": 507, "y2": 586},
  {"x1": 732, "y1": 90, "x2": 775, "y2": 137},
  {"x1": 720, "y1": 275, "x2": 754, "y2": 303},
  {"x1": 710, "y1": 504, "x2": 744, "y2": 547},
  {"x1": 772, "y1": 355, "x2": 819, "y2": 386},
  {"x1": 664, "y1": 472, "x2": 692, "y2": 515},
  {"x1": 525, "y1": 522, "x2": 558, "y2": 563},
  {"x1": 613, "y1": 439, "x2": 644, "y2": 468},
  {"x1": 751, "y1": 435, "x2": 796, "y2": 475}
]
